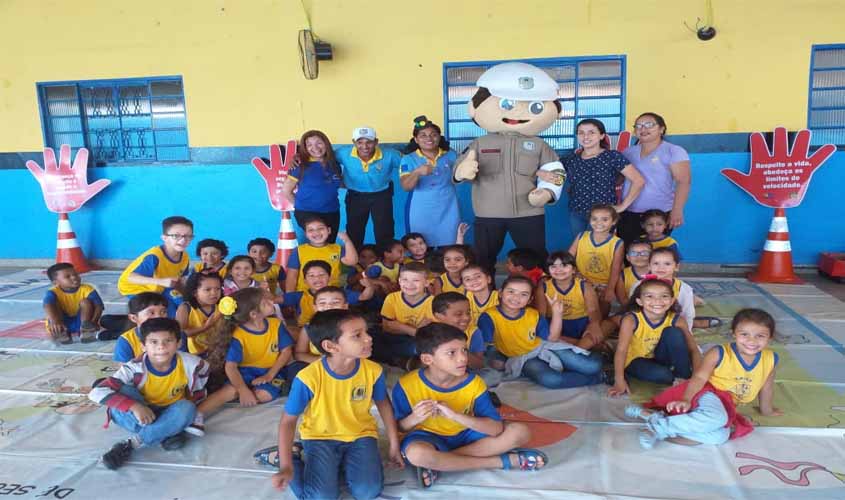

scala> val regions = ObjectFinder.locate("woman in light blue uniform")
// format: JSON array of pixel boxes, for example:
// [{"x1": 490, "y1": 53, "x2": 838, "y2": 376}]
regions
[{"x1": 399, "y1": 116, "x2": 461, "y2": 248}]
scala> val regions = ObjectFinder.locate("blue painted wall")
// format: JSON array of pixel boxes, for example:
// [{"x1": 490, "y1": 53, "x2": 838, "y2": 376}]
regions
[{"x1": 2, "y1": 149, "x2": 843, "y2": 265}]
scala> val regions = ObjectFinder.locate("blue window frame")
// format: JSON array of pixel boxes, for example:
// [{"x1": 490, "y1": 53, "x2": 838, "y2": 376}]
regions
[
  {"x1": 443, "y1": 56, "x2": 625, "y2": 154},
  {"x1": 809, "y1": 45, "x2": 845, "y2": 148},
  {"x1": 36, "y1": 76, "x2": 190, "y2": 163}
]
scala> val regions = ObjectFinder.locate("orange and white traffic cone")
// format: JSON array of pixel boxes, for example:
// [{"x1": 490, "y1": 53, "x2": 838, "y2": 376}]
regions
[
  {"x1": 56, "y1": 212, "x2": 97, "y2": 273},
  {"x1": 275, "y1": 210, "x2": 298, "y2": 270},
  {"x1": 748, "y1": 207, "x2": 803, "y2": 284}
]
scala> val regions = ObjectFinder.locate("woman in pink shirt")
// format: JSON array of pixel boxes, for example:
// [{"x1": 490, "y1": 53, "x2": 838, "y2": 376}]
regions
[{"x1": 619, "y1": 113, "x2": 692, "y2": 244}]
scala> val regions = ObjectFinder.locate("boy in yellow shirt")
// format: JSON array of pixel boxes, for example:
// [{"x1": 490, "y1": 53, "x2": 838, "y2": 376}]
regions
[
  {"x1": 270, "y1": 310, "x2": 402, "y2": 499},
  {"x1": 43, "y1": 263, "x2": 103, "y2": 344}
]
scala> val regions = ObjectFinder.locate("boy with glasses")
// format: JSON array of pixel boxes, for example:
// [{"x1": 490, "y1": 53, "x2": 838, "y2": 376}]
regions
[{"x1": 118, "y1": 216, "x2": 194, "y2": 317}]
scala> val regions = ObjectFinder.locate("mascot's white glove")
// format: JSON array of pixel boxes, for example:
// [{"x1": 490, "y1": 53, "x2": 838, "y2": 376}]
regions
[
  {"x1": 454, "y1": 150, "x2": 479, "y2": 181},
  {"x1": 529, "y1": 161, "x2": 566, "y2": 207}
]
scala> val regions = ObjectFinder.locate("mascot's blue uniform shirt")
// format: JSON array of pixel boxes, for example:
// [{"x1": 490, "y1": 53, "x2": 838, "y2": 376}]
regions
[
  {"x1": 336, "y1": 145, "x2": 400, "y2": 193},
  {"x1": 288, "y1": 160, "x2": 342, "y2": 212}
]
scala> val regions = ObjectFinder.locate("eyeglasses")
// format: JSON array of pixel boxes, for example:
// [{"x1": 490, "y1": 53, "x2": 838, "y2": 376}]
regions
[
  {"x1": 633, "y1": 121, "x2": 658, "y2": 130},
  {"x1": 627, "y1": 250, "x2": 651, "y2": 257},
  {"x1": 166, "y1": 233, "x2": 194, "y2": 241}
]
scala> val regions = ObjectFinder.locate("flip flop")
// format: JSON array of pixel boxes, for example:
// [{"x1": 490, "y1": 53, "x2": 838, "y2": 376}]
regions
[
  {"x1": 501, "y1": 448, "x2": 548, "y2": 471},
  {"x1": 416, "y1": 466, "x2": 438, "y2": 488},
  {"x1": 253, "y1": 441, "x2": 303, "y2": 468}
]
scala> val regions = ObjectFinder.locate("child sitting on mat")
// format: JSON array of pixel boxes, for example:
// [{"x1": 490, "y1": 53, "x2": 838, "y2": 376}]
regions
[
  {"x1": 624, "y1": 308, "x2": 781, "y2": 448},
  {"x1": 393, "y1": 323, "x2": 545, "y2": 488}
]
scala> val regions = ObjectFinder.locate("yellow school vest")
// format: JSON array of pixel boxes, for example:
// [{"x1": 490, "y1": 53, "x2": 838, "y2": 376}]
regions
[
  {"x1": 622, "y1": 267, "x2": 646, "y2": 297},
  {"x1": 294, "y1": 244, "x2": 344, "y2": 291},
  {"x1": 438, "y1": 273, "x2": 465, "y2": 294},
  {"x1": 397, "y1": 370, "x2": 488, "y2": 437},
  {"x1": 141, "y1": 355, "x2": 189, "y2": 407},
  {"x1": 467, "y1": 290, "x2": 498, "y2": 334},
  {"x1": 486, "y1": 307, "x2": 543, "y2": 357},
  {"x1": 252, "y1": 263, "x2": 284, "y2": 296},
  {"x1": 185, "y1": 304, "x2": 216, "y2": 355},
  {"x1": 296, "y1": 358, "x2": 384, "y2": 441},
  {"x1": 709, "y1": 343, "x2": 777, "y2": 404},
  {"x1": 118, "y1": 246, "x2": 190, "y2": 295},
  {"x1": 624, "y1": 311, "x2": 677, "y2": 367},
  {"x1": 542, "y1": 277, "x2": 587, "y2": 320},
  {"x1": 575, "y1": 231, "x2": 622, "y2": 286}
]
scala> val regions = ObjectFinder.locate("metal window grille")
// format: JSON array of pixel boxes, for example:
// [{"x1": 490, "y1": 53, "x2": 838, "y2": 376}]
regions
[
  {"x1": 809, "y1": 45, "x2": 845, "y2": 148},
  {"x1": 37, "y1": 77, "x2": 190, "y2": 163},
  {"x1": 443, "y1": 56, "x2": 626, "y2": 154}
]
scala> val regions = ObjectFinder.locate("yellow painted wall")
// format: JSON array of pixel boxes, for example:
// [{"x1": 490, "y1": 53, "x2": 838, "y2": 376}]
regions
[{"x1": 1, "y1": 0, "x2": 844, "y2": 151}]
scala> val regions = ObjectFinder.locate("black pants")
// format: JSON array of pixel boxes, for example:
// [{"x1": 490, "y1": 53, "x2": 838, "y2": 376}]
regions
[
  {"x1": 293, "y1": 209, "x2": 340, "y2": 244},
  {"x1": 345, "y1": 184, "x2": 395, "y2": 250},
  {"x1": 618, "y1": 210, "x2": 674, "y2": 246},
  {"x1": 473, "y1": 215, "x2": 547, "y2": 276}
]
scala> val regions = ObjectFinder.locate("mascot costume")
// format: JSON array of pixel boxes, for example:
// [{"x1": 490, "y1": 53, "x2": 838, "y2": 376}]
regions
[{"x1": 453, "y1": 62, "x2": 565, "y2": 272}]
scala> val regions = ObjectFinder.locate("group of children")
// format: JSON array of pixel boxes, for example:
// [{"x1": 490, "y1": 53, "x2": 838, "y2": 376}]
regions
[{"x1": 40, "y1": 208, "x2": 782, "y2": 498}]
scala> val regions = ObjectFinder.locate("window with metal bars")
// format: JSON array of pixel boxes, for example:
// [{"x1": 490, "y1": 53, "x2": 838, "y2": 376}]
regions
[
  {"x1": 442, "y1": 56, "x2": 625, "y2": 155},
  {"x1": 809, "y1": 45, "x2": 845, "y2": 148},
  {"x1": 36, "y1": 77, "x2": 190, "y2": 163}
]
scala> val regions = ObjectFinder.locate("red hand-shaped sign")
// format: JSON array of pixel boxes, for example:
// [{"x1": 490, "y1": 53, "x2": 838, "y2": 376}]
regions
[
  {"x1": 251, "y1": 141, "x2": 297, "y2": 211},
  {"x1": 614, "y1": 130, "x2": 632, "y2": 152},
  {"x1": 721, "y1": 127, "x2": 835, "y2": 208},
  {"x1": 26, "y1": 145, "x2": 110, "y2": 213}
]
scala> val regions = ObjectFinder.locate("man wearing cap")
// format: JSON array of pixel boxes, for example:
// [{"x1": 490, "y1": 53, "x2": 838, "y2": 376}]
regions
[
  {"x1": 336, "y1": 127, "x2": 402, "y2": 250},
  {"x1": 452, "y1": 62, "x2": 566, "y2": 273}
]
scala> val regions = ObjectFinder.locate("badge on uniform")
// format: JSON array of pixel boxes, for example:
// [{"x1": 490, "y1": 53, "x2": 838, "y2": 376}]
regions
[
  {"x1": 351, "y1": 385, "x2": 366, "y2": 401},
  {"x1": 518, "y1": 76, "x2": 534, "y2": 90},
  {"x1": 523, "y1": 141, "x2": 535, "y2": 151}
]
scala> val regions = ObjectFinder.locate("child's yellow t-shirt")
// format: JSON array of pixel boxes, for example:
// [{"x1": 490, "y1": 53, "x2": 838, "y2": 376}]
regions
[
  {"x1": 575, "y1": 231, "x2": 622, "y2": 286},
  {"x1": 118, "y1": 246, "x2": 190, "y2": 295},
  {"x1": 381, "y1": 292, "x2": 434, "y2": 328}
]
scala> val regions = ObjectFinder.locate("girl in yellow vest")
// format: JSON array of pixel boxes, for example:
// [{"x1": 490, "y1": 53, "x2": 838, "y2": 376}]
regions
[
  {"x1": 176, "y1": 273, "x2": 223, "y2": 356},
  {"x1": 614, "y1": 239, "x2": 652, "y2": 306},
  {"x1": 431, "y1": 245, "x2": 471, "y2": 295},
  {"x1": 460, "y1": 264, "x2": 499, "y2": 334},
  {"x1": 608, "y1": 278, "x2": 701, "y2": 397},
  {"x1": 568, "y1": 204, "x2": 624, "y2": 317},
  {"x1": 535, "y1": 251, "x2": 614, "y2": 350},
  {"x1": 624, "y1": 308, "x2": 780, "y2": 448}
]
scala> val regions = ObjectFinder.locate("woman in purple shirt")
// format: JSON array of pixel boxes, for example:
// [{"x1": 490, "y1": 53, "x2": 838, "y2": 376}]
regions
[{"x1": 619, "y1": 112, "x2": 692, "y2": 244}]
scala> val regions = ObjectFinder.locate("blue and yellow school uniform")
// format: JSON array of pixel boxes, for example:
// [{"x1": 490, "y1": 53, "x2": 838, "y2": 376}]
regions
[
  {"x1": 380, "y1": 292, "x2": 434, "y2": 328},
  {"x1": 542, "y1": 277, "x2": 589, "y2": 339},
  {"x1": 141, "y1": 356, "x2": 189, "y2": 407},
  {"x1": 192, "y1": 262, "x2": 227, "y2": 279},
  {"x1": 252, "y1": 263, "x2": 285, "y2": 296},
  {"x1": 709, "y1": 343, "x2": 778, "y2": 404},
  {"x1": 437, "y1": 273, "x2": 465, "y2": 295},
  {"x1": 225, "y1": 317, "x2": 294, "y2": 398},
  {"x1": 336, "y1": 145, "x2": 401, "y2": 193},
  {"x1": 624, "y1": 311, "x2": 678, "y2": 367},
  {"x1": 366, "y1": 261, "x2": 400, "y2": 284},
  {"x1": 184, "y1": 304, "x2": 216, "y2": 355},
  {"x1": 477, "y1": 306, "x2": 549, "y2": 358},
  {"x1": 622, "y1": 267, "x2": 646, "y2": 297},
  {"x1": 288, "y1": 243, "x2": 346, "y2": 292},
  {"x1": 466, "y1": 290, "x2": 498, "y2": 334},
  {"x1": 114, "y1": 327, "x2": 144, "y2": 363},
  {"x1": 288, "y1": 160, "x2": 342, "y2": 213},
  {"x1": 574, "y1": 231, "x2": 622, "y2": 286},
  {"x1": 118, "y1": 246, "x2": 190, "y2": 296},
  {"x1": 392, "y1": 369, "x2": 499, "y2": 454},
  {"x1": 43, "y1": 284, "x2": 103, "y2": 332},
  {"x1": 283, "y1": 290, "x2": 318, "y2": 327},
  {"x1": 285, "y1": 357, "x2": 386, "y2": 441},
  {"x1": 649, "y1": 236, "x2": 681, "y2": 259}
]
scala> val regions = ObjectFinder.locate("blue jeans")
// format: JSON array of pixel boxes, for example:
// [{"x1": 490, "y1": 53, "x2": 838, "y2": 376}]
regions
[
  {"x1": 108, "y1": 386, "x2": 196, "y2": 447},
  {"x1": 291, "y1": 437, "x2": 383, "y2": 500},
  {"x1": 568, "y1": 212, "x2": 590, "y2": 244},
  {"x1": 625, "y1": 327, "x2": 693, "y2": 384},
  {"x1": 647, "y1": 391, "x2": 730, "y2": 445},
  {"x1": 521, "y1": 348, "x2": 603, "y2": 389}
]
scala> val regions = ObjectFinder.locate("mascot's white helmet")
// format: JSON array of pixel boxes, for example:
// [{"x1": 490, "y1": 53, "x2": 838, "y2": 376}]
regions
[{"x1": 476, "y1": 62, "x2": 559, "y2": 101}]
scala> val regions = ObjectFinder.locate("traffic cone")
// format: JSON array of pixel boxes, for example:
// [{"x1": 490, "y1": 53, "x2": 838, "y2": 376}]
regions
[
  {"x1": 275, "y1": 210, "x2": 298, "y2": 270},
  {"x1": 56, "y1": 212, "x2": 97, "y2": 273},
  {"x1": 748, "y1": 207, "x2": 803, "y2": 284}
]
